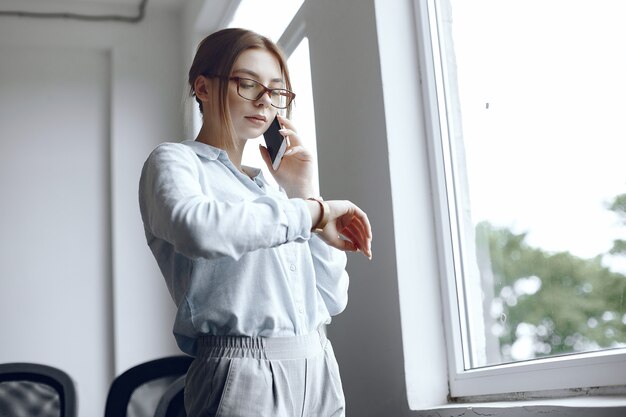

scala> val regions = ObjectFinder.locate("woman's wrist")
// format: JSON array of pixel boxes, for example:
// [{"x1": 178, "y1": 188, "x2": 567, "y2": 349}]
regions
[{"x1": 307, "y1": 197, "x2": 329, "y2": 232}]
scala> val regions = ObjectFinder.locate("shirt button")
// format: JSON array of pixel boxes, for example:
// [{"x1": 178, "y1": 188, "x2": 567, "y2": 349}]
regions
[
  {"x1": 289, "y1": 264, "x2": 296, "y2": 272},
  {"x1": 298, "y1": 306, "x2": 304, "y2": 314}
]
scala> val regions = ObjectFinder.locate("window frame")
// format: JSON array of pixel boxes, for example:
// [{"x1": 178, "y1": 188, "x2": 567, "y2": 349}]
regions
[{"x1": 414, "y1": 0, "x2": 626, "y2": 400}]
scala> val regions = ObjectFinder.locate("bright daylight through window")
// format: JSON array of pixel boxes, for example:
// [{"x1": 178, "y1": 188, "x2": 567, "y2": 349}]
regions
[{"x1": 428, "y1": 0, "x2": 626, "y2": 379}]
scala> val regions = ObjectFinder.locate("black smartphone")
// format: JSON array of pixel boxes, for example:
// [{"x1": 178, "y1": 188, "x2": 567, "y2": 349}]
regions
[{"x1": 263, "y1": 116, "x2": 287, "y2": 170}]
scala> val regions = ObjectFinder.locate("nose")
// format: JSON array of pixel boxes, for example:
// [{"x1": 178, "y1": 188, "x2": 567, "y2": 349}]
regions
[{"x1": 256, "y1": 90, "x2": 273, "y2": 107}]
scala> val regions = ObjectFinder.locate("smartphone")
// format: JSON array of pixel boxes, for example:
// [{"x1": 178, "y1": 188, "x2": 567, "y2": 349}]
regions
[{"x1": 263, "y1": 116, "x2": 287, "y2": 170}]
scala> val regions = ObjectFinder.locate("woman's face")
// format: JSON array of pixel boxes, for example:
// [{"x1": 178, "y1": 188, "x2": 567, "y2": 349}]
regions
[{"x1": 228, "y1": 48, "x2": 284, "y2": 142}]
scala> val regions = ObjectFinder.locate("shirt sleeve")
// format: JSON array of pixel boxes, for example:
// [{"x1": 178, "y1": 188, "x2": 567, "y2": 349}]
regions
[
  {"x1": 309, "y1": 234, "x2": 349, "y2": 316},
  {"x1": 138, "y1": 143, "x2": 313, "y2": 260}
]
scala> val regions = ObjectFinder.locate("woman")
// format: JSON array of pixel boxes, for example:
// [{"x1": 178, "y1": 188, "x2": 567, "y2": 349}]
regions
[{"x1": 139, "y1": 28, "x2": 372, "y2": 417}]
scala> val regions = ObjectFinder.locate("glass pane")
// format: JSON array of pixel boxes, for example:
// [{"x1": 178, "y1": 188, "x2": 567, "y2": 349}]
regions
[
  {"x1": 228, "y1": 0, "x2": 304, "y2": 43},
  {"x1": 436, "y1": 0, "x2": 626, "y2": 368},
  {"x1": 286, "y1": 37, "x2": 319, "y2": 195}
]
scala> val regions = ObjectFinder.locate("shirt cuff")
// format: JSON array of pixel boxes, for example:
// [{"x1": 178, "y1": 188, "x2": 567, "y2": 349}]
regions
[{"x1": 284, "y1": 198, "x2": 313, "y2": 242}]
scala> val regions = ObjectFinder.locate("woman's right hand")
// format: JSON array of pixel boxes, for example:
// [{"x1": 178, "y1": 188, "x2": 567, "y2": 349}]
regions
[{"x1": 309, "y1": 199, "x2": 373, "y2": 259}]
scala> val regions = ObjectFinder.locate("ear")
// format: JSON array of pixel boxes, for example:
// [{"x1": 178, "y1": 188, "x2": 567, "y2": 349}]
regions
[{"x1": 193, "y1": 75, "x2": 214, "y2": 103}]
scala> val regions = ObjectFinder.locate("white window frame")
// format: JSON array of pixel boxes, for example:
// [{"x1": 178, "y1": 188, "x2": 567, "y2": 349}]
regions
[{"x1": 414, "y1": 0, "x2": 626, "y2": 400}]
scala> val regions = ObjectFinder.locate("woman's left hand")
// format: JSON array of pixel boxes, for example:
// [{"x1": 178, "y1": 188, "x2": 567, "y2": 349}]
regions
[{"x1": 259, "y1": 115, "x2": 316, "y2": 198}]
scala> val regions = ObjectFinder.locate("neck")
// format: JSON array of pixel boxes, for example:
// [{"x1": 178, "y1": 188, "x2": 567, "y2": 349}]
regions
[
  {"x1": 226, "y1": 146, "x2": 244, "y2": 171},
  {"x1": 195, "y1": 124, "x2": 246, "y2": 171}
]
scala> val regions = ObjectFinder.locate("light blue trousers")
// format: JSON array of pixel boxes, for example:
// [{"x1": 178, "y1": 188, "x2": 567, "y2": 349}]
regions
[{"x1": 184, "y1": 328, "x2": 345, "y2": 417}]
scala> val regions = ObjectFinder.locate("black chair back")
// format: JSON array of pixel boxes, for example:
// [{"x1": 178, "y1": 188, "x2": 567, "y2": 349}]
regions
[
  {"x1": 104, "y1": 355, "x2": 192, "y2": 417},
  {"x1": 0, "y1": 362, "x2": 77, "y2": 417}
]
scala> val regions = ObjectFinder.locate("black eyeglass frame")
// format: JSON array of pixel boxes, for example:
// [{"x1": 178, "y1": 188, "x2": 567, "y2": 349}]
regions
[{"x1": 211, "y1": 75, "x2": 296, "y2": 109}]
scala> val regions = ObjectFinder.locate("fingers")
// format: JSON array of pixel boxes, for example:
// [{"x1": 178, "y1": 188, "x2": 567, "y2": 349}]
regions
[
  {"x1": 283, "y1": 145, "x2": 313, "y2": 161},
  {"x1": 321, "y1": 224, "x2": 370, "y2": 259},
  {"x1": 344, "y1": 221, "x2": 369, "y2": 255},
  {"x1": 280, "y1": 128, "x2": 301, "y2": 149},
  {"x1": 341, "y1": 216, "x2": 372, "y2": 259},
  {"x1": 275, "y1": 116, "x2": 314, "y2": 166},
  {"x1": 334, "y1": 238, "x2": 358, "y2": 253},
  {"x1": 339, "y1": 226, "x2": 362, "y2": 252},
  {"x1": 343, "y1": 203, "x2": 372, "y2": 258},
  {"x1": 277, "y1": 114, "x2": 297, "y2": 133},
  {"x1": 323, "y1": 200, "x2": 372, "y2": 259},
  {"x1": 321, "y1": 232, "x2": 358, "y2": 253},
  {"x1": 349, "y1": 204, "x2": 372, "y2": 239},
  {"x1": 277, "y1": 115, "x2": 303, "y2": 147}
]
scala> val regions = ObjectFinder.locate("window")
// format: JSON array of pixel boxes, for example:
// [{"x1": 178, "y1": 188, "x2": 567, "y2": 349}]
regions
[
  {"x1": 227, "y1": 0, "x2": 319, "y2": 193},
  {"x1": 418, "y1": 0, "x2": 626, "y2": 398},
  {"x1": 228, "y1": 0, "x2": 303, "y2": 43},
  {"x1": 286, "y1": 37, "x2": 319, "y2": 196}
]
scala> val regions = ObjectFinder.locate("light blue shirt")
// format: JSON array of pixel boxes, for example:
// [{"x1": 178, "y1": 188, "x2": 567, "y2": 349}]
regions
[{"x1": 138, "y1": 140, "x2": 349, "y2": 356}]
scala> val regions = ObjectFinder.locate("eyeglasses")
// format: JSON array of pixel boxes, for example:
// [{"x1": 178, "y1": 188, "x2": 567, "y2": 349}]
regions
[{"x1": 219, "y1": 76, "x2": 296, "y2": 109}]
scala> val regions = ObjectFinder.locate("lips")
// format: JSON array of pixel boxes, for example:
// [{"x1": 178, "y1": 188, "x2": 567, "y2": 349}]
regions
[{"x1": 246, "y1": 115, "x2": 267, "y2": 122}]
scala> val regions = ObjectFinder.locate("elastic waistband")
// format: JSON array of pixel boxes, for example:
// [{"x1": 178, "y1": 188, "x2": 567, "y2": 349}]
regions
[{"x1": 196, "y1": 327, "x2": 327, "y2": 360}]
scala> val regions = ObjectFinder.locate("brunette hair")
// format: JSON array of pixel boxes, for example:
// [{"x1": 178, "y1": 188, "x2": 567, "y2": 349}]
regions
[{"x1": 188, "y1": 28, "x2": 293, "y2": 150}]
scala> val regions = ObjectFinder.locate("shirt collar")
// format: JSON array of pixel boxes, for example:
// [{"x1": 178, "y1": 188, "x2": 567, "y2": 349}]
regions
[
  {"x1": 242, "y1": 165, "x2": 262, "y2": 179},
  {"x1": 182, "y1": 140, "x2": 266, "y2": 183},
  {"x1": 182, "y1": 140, "x2": 224, "y2": 161}
]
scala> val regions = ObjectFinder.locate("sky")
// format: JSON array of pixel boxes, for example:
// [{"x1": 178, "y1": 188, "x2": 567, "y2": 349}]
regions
[{"x1": 449, "y1": 0, "x2": 626, "y2": 271}]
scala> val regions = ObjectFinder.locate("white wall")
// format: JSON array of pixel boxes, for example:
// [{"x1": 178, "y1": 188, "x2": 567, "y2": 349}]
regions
[
  {"x1": 0, "y1": 7, "x2": 182, "y2": 416},
  {"x1": 0, "y1": 45, "x2": 114, "y2": 416}
]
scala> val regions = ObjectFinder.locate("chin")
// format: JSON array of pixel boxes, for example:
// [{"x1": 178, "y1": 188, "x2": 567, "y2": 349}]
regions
[{"x1": 242, "y1": 128, "x2": 265, "y2": 140}]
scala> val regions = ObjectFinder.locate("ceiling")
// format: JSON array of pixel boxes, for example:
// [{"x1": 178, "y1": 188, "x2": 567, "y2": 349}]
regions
[{"x1": 0, "y1": 0, "x2": 189, "y2": 15}]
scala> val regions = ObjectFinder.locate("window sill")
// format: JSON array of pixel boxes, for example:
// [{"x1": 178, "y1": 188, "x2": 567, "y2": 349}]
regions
[{"x1": 419, "y1": 396, "x2": 626, "y2": 416}]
